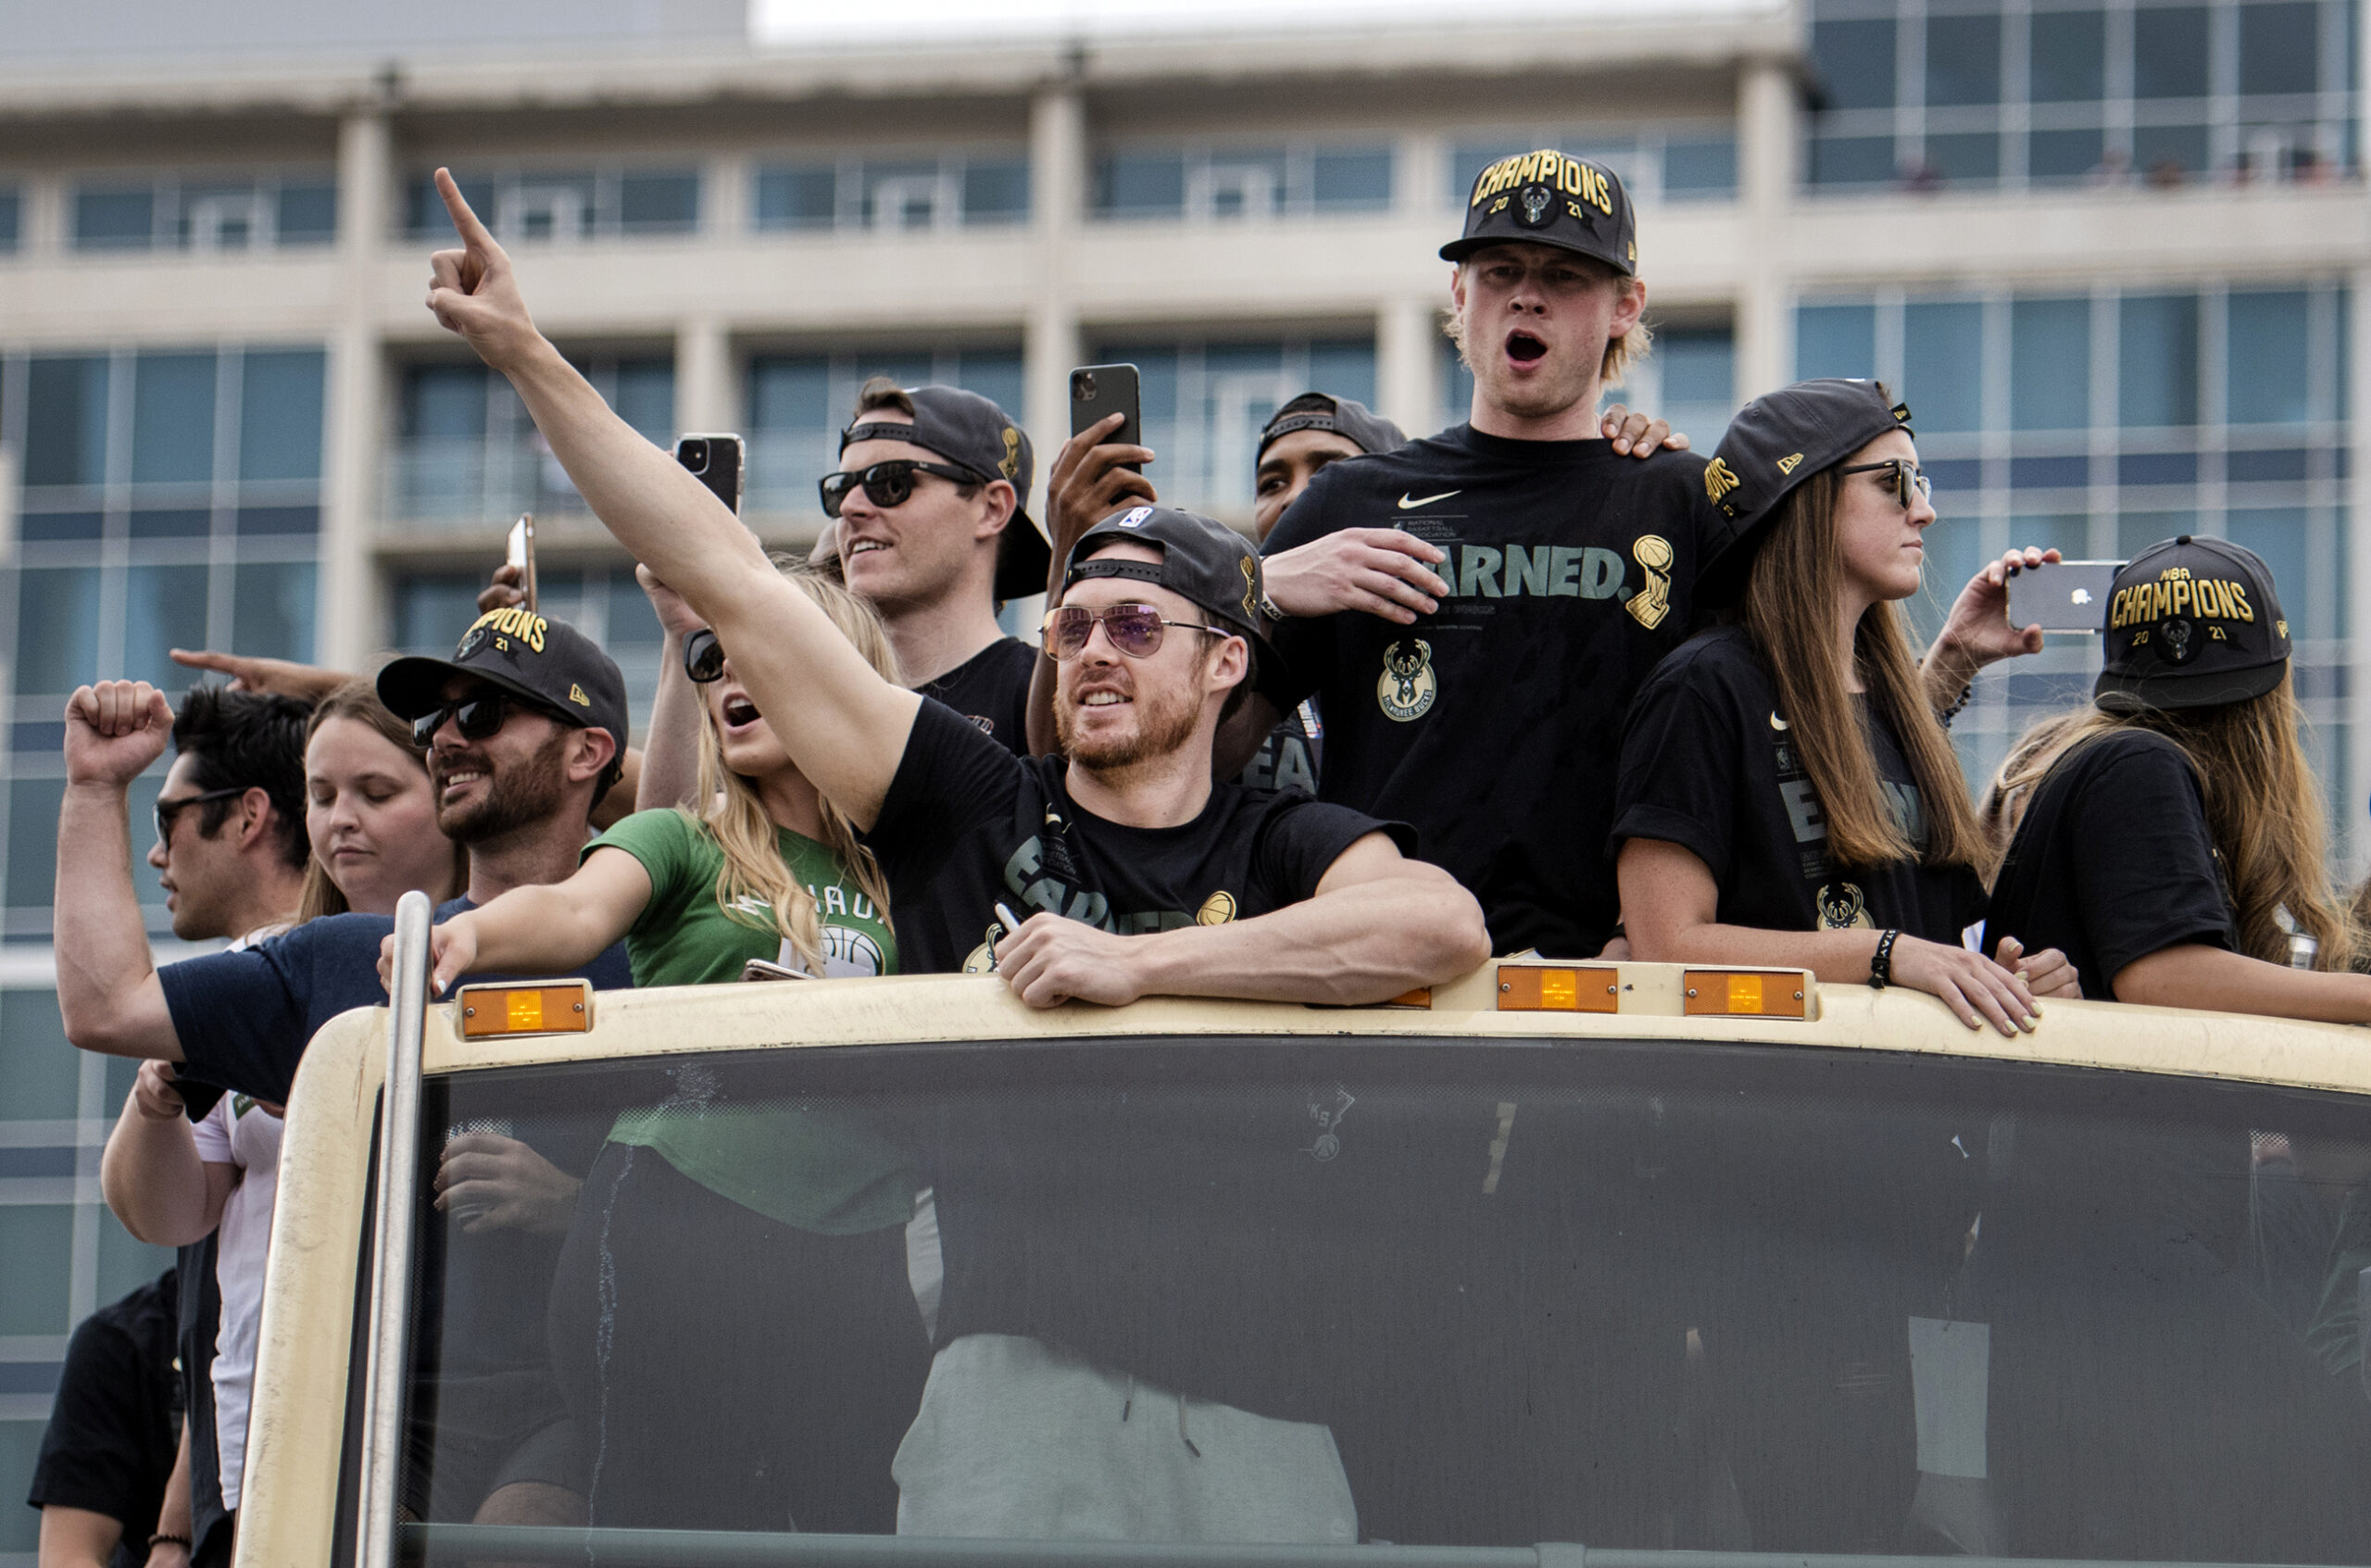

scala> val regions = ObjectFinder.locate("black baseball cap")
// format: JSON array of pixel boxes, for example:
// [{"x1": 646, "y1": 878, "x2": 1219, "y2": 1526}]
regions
[
  {"x1": 2096, "y1": 535, "x2": 2291, "y2": 712},
  {"x1": 1697, "y1": 378, "x2": 1916, "y2": 596},
  {"x1": 1441, "y1": 147, "x2": 1637, "y2": 275},
  {"x1": 1257, "y1": 394, "x2": 1408, "y2": 461},
  {"x1": 377, "y1": 608, "x2": 630, "y2": 768},
  {"x1": 1062, "y1": 504, "x2": 1278, "y2": 675},
  {"x1": 840, "y1": 385, "x2": 1050, "y2": 600}
]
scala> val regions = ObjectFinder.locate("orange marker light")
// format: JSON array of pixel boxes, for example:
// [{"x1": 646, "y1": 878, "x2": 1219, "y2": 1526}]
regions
[
  {"x1": 1681, "y1": 970, "x2": 1808, "y2": 1019},
  {"x1": 455, "y1": 981, "x2": 595, "y2": 1038},
  {"x1": 1497, "y1": 964, "x2": 1621, "y2": 1012}
]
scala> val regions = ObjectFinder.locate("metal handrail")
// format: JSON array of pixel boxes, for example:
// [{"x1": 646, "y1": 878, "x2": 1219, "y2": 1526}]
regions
[{"x1": 357, "y1": 890, "x2": 435, "y2": 1568}]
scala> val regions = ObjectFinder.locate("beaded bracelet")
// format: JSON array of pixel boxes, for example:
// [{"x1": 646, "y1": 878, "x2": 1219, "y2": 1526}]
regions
[{"x1": 1869, "y1": 929, "x2": 1901, "y2": 990}]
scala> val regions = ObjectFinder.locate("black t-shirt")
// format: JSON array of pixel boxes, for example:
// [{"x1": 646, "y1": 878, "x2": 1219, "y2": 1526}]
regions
[
  {"x1": 30, "y1": 1271, "x2": 181, "y2": 1568},
  {"x1": 1611, "y1": 627, "x2": 1987, "y2": 944},
  {"x1": 1983, "y1": 728, "x2": 2239, "y2": 997},
  {"x1": 867, "y1": 697, "x2": 1403, "y2": 975},
  {"x1": 1262, "y1": 424, "x2": 1723, "y2": 957},
  {"x1": 1234, "y1": 697, "x2": 1322, "y2": 796},
  {"x1": 914, "y1": 637, "x2": 1037, "y2": 756}
]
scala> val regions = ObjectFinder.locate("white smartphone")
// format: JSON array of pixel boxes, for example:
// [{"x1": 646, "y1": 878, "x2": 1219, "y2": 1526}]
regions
[
  {"x1": 2006, "y1": 558, "x2": 2121, "y2": 634},
  {"x1": 504, "y1": 514, "x2": 538, "y2": 612}
]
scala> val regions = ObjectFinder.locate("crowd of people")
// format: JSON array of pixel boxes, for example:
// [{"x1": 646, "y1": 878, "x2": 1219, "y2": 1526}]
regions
[{"x1": 23, "y1": 144, "x2": 2371, "y2": 1562}]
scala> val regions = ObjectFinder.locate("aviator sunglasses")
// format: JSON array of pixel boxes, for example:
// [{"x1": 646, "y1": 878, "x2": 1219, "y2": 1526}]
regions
[
  {"x1": 1041, "y1": 603, "x2": 1223, "y2": 661},
  {"x1": 818, "y1": 459, "x2": 983, "y2": 520},
  {"x1": 408, "y1": 691, "x2": 558, "y2": 748},
  {"x1": 1838, "y1": 457, "x2": 1933, "y2": 509}
]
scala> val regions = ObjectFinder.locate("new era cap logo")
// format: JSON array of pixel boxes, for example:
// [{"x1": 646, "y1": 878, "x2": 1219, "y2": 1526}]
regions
[
  {"x1": 1776, "y1": 453, "x2": 1803, "y2": 474},
  {"x1": 569, "y1": 684, "x2": 591, "y2": 707}
]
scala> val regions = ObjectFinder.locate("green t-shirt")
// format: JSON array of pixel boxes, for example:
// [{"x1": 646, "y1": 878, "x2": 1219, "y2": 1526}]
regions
[{"x1": 584, "y1": 809, "x2": 912, "y2": 1235}]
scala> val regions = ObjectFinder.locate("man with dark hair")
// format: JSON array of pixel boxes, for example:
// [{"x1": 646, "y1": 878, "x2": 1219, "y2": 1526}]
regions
[
  {"x1": 26, "y1": 1271, "x2": 180, "y2": 1568},
  {"x1": 148, "y1": 687, "x2": 311, "y2": 941}
]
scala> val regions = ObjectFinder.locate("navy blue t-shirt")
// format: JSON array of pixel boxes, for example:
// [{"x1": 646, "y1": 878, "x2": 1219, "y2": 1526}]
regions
[{"x1": 157, "y1": 895, "x2": 633, "y2": 1105}]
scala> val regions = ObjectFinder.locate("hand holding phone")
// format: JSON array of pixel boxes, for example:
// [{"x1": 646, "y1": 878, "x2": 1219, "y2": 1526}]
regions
[
  {"x1": 2006, "y1": 558, "x2": 2123, "y2": 634},
  {"x1": 504, "y1": 515, "x2": 537, "y2": 612},
  {"x1": 1070, "y1": 365, "x2": 1143, "y2": 474}
]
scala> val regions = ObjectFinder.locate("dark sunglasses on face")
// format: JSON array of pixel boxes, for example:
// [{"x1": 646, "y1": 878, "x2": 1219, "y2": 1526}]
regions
[
  {"x1": 408, "y1": 691, "x2": 555, "y2": 749},
  {"x1": 684, "y1": 628, "x2": 725, "y2": 684},
  {"x1": 1838, "y1": 457, "x2": 1934, "y2": 509},
  {"x1": 155, "y1": 784, "x2": 250, "y2": 842},
  {"x1": 818, "y1": 459, "x2": 982, "y2": 520},
  {"x1": 1041, "y1": 603, "x2": 1223, "y2": 661}
]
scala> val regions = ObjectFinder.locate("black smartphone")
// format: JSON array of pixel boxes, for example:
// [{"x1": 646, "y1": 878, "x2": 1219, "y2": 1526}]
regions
[
  {"x1": 676, "y1": 433, "x2": 745, "y2": 515},
  {"x1": 2006, "y1": 558, "x2": 2123, "y2": 633},
  {"x1": 1070, "y1": 364, "x2": 1142, "y2": 472}
]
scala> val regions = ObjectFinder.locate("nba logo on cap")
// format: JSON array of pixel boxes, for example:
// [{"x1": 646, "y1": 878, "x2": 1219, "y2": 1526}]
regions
[{"x1": 1119, "y1": 506, "x2": 1154, "y2": 529}]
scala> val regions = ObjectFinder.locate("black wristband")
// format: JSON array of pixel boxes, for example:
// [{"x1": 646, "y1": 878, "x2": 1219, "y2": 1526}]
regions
[
  {"x1": 1938, "y1": 683, "x2": 1973, "y2": 728},
  {"x1": 1869, "y1": 928, "x2": 1900, "y2": 990},
  {"x1": 149, "y1": 1533, "x2": 192, "y2": 1551}
]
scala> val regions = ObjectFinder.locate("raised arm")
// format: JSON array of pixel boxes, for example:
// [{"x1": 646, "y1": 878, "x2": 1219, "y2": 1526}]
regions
[
  {"x1": 630, "y1": 568, "x2": 708, "y2": 812},
  {"x1": 992, "y1": 832, "x2": 1489, "y2": 1009},
  {"x1": 99, "y1": 1062, "x2": 233, "y2": 1247},
  {"x1": 420, "y1": 169, "x2": 918, "y2": 826},
  {"x1": 380, "y1": 846, "x2": 654, "y2": 996},
  {"x1": 56, "y1": 683, "x2": 182, "y2": 1062}
]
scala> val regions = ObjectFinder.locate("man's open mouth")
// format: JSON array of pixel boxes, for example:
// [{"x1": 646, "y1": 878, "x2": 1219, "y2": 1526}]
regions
[{"x1": 1505, "y1": 330, "x2": 1548, "y2": 364}]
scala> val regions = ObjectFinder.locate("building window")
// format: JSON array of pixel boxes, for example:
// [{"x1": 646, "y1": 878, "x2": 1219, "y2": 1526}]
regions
[
  {"x1": 67, "y1": 172, "x2": 336, "y2": 251},
  {"x1": 388, "y1": 357, "x2": 673, "y2": 523},
  {"x1": 1790, "y1": 282, "x2": 2352, "y2": 836},
  {"x1": 752, "y1": 151, "x2": 1030, "y2": 232},
  {"x1": 0, "y1": 188, "x2": 19, "y2": 254},
  {"x1": 407, "y1": 169, "x2": 699, "y2": 241},
  {"x1": 1805, "y1": 0, "x2": 2359, "y2": 193},
  {"x1": 1449, "y1": 127, "x2": 1739, "y2": 205},
  {"x1": 1095, "y1": 143, "x2": 1396, "y2": 220},
  {"x1": 744, "y1": 348, "x2": 1025, "y2": 513}
]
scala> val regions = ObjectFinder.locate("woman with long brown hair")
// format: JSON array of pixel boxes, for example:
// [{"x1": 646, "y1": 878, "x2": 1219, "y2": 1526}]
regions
[
  {"x1": 1612, "y1": 379, "x2": 2077, "y2": 1034},
  {"x1": 1985, "y1": 537, "x2": 2369, "y2": 1015}
]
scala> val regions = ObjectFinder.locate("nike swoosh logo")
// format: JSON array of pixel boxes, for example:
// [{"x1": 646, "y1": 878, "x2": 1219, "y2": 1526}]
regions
[{"x1": 1398, "y1": 491, "x2": 1461, "y2": 510}]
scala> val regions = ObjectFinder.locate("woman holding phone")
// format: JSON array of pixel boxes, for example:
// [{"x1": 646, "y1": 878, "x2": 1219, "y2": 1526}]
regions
[{"x1": 1612, "y1": 379, "x2": 2078, "y2": 1033}]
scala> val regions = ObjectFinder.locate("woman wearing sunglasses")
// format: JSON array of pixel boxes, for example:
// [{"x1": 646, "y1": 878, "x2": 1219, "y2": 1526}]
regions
[{"x1": 1612, "y1": 379, "x2": 2079, "y2": 1034}]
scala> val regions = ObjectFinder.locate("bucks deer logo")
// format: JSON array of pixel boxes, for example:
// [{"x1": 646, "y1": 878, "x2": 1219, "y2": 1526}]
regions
[
  {"x1": 1377, "y1": 638, "x2": 1437, "y2": 721},
  {"x1": 1817, "y1": 883, "x2": 1873, "y2": 930},
  {"x1": 1518, "y1": 182, "x2": 1554, "y2": 227}
]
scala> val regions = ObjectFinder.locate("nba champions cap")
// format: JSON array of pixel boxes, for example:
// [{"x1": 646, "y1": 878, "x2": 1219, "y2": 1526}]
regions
[
  {"x1": 377, "y1": 608, "x2": 630, "y2": 765},
  {"x1": 2096, "y1": 536, "x2": 2291, "y2": 712},
  {"x1": 1441, "y1": 147, "x2": 1637, "y2": 275},
  {"x1": 841, "y1": 384, "x2": 1049, "y2": 599}
]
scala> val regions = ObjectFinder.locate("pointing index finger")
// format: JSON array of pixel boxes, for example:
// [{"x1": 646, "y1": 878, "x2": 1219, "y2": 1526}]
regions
[{"x1": 435, "y1": 168, "x2": 496, "y2": 249}]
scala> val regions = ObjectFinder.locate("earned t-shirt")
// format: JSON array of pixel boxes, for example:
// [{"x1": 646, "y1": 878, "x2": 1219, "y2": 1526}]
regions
[
  {"x1": 1612, "y1": 627, "x2": 1987, "y2": 944},
  {"x1": 28, "y1": 1271, "x2": 179, "y2": 1568},
  {"x1": 587, "y1": 809, "x2": 896, "y2": 985},
  {"x1": 867, "y1": 697, "x2": 1401, "y2": 976},
  {"x1": 1983, "y1": 728, "x2": 2239, "y2": 997},
  {"x1": 190, "y1": 1095, "x2": 282, "y2": 1512},
  {"x1": 915, "y1": 637, "x2": 1038, "y2": 756},
  {"x1": 1262, "y1": 424, "x2": 1722, "y2": 957}
]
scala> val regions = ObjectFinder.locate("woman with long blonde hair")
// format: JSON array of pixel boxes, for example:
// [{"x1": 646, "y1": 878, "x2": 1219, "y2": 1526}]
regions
[
  {"x1": 1985, "y1": 537, "x2": 2369, "y2": 1015},
  {"x1": 1612, "y1": 379, "x2": 2078, "y2": 1034}
]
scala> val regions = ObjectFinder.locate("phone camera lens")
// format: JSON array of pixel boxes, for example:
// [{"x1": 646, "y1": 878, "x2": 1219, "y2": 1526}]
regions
[{"x1": 1074, "y1": 373, "x2": 1096, "y2": 399}]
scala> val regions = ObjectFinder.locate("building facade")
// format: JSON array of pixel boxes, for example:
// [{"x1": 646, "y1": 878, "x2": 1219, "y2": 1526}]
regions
[{"x1": 0, "y1": 2, "x2": 2365, "y2": 1549}]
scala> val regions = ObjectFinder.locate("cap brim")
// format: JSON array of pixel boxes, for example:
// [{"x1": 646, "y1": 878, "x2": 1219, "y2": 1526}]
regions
[
  {"x1": 2094, "y1": 658, "x2": 2287, "y2": 713},
  {"x1": 1438, "y1": 232, "x2": 1634, "y2": 272},
  {"x1": 994, "y1": 508, "x2": 1053, "y2": 601},
  {"x1": 374, "y1": 657, "x2": 577, "y2": 723}
]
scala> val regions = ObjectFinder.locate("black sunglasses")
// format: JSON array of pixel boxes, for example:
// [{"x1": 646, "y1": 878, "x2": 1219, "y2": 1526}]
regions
[
  {"x1": 818, "y1": 459, "x2": 982, "y2": 519},
  {"x1": 155, "y1": 784, "x2": 250, "y2": 842},
  {"x1": 408, "y1": 691, "x2": 559, "y2": 748},
  {"x1": 684, "y1": 628, "x2": 725, "y2": 684},
  {"x1": 1838, "y1": 457, "x2": 1933, "y2": 509}
]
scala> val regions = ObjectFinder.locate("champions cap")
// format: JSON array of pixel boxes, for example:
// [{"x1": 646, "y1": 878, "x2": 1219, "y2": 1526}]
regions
[
  {"x1": 1257, "y1": 395, "x2": 1409, "y2": 461},
  {"x1": 1062, "y1": 505, "x2": 1279, "y2": 674},
  {"x1": 1696, "y1": 378, "x2": 1916, "y2": 597},
  {"x1": 2096, "y1": 535, "x2": 2291, "y2": 712},
  {"x1": 1441, "y1": 147, "x2": 1637, "y2": 275},
  {"x1": 840, "y1": 384, "x2": 1050, "y2": 599},
  {"x1": 376, "y1": 609, "x2": 630, "y2": 768}
]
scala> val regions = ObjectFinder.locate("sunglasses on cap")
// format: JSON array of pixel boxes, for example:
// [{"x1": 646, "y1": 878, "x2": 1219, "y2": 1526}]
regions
[
  {"x1": 155, "y1": 784, "x2": 250, "y2": 842},
  {"x1": 408, "y1": 691, "x2": 564, "y2": 748},
  {"x1": 818, "y1": 459, "x2": 982, "y2": 520},
  {"x1": 1041, "y1": 603, "x2": 1224, "y2": 662},
  {"x1": 1838, "y1": 457, "x2": 1933, "y2": 509},
  {"x1": 683, "y1": 628, "x2": 725, "y2": 684}
]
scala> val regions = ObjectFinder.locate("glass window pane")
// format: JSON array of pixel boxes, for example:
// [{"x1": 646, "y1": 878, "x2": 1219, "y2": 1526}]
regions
[
  {"x1": 1813, "y1": 17, "x2": 1898, "y2": 108},
  {"x1": 97, "y1": 1209, "x2": 174, "y2": 1308},
  {"x1": 953, "y1": 351, "x2": 1027, "y2": 420},
  {"x1": 394, "y1": 574, "x2": 488, "y2": 654},
  {"x1": 862, "y1": 161, "x2": 943, "y2": 231},
  {"x1": 2119, "y1": 295, "x2": 2201, "y2": 427},
  {"x1": 6, "y1": 777, "x2": 65, "y2": 910},
  {"x1": 2118, "y1": 507, "x2": 2197, "y2": 558},
  {"x1": 2135, "y1": 6, "x2": 2213, "y2": 97},
  {"x1": 2011, "y1": 297, "x2": 2091, "y2": 430},
  {"x1": 277, "y1": 181, "x2": 337, "y2": 243},
  {"x1": 2240, "y1": 2, "x2": 2320, "y2": 94},
  {"x1": 1809, "y1": 134, "x2": 1897, "y2": 185},
  {"x1": 961, "y1": 158, "x2": 1030, "y2": 222},
  {"x1": 402, "y1": 364, "x2": 490, "y2": 441},
  {"x1": 17, "y1": 566, "x2": 101, "y2": 695},
  {"x1": 1926, "y1": 13, "x2": 2002, "y2": 106},
  {"x1": 1659, "y1": 327, "x2": 1735, "y2": 406},
  {"x1": 1308, "y1": 340, "x2": 1379, "y2": 409},
  {"x1": 1925, "y1": 132, "x2": 2001, "y2": 183},
  {"x1": 1097, "y1": 153, "x2": 1186, "y2": 215},
  {"x1": 0, "y1": 1207, "x2": 72, "y2": 1334},
  {"x1": 240, "y1": 349, "x2": 326, "y2": 483},
  {"x1": 611, "y1": 360, "x2": 675, "y2": 444},
  {"x1": 2134, "y1": 122, "x2": 2213, "y2": 176},
  {"x1": 132, "y1": 352, "x2": 217, "y2": 485},
  {"x1": 23, "y1": 356, "x2": 110, "y2": 488},
  {"x1": 2030, "y1": 10, "x2": 2108, "y2": 101},
  {"x1": 620, "y1": 171, "x2": 699, "y2": 232},
  {"x1": 232, "y1": 560, "x2": 317, "y2": 662},
  {"x1": 1663, "y1": 136, "x2": 1739, "y2": 195},
  {"x1": 754, "y1": 167, "x2": 837, "y2": 230},
  {"x1": 1902, "y1": 302, "x2": 1985, "y2": 433},
  {"x1": 603, "y1": 570, "x2": 665, "y2": 647},
  {"x1": 1311, "y1": 148, "x2": 1393, "y2": 210},
  {"x1": 1795, "y1": 303, "x2": 1877, "y2": 380},
  {"x1": 0, "y1": 989, "x2": 79, "y2": 1120},
  {"x1": 2029, "y1": 127, "x2": 2108, "y2": 180},
  {"x1": 73, "y1": 185, "x2": 154, "y2": 248},
  {"x1": 2225, "y1": 508, "x2": 2310, "y2": 629},
  {"x1": 123, "y1": 565, "x2": 211, "y2": 688},
  {"x1": 748, "y1": 356, "x2": 830, "y2": 432},
  {"x1": 0, "y1": 188, "x2": 20, "y2": 251},
  {"x1": 2227, "y1": 291, "x2": 2314, "y2": 427}
]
